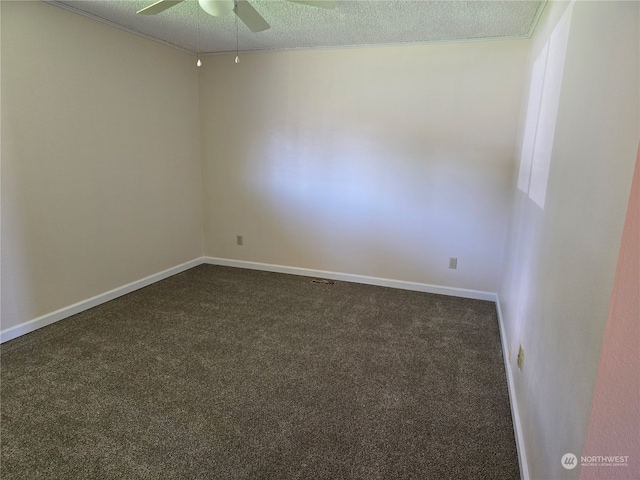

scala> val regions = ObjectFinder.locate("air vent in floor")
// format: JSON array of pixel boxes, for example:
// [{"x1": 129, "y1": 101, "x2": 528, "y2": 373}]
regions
[{"x1": 311, "y1": 278, "x2": 335, "y2": 285}]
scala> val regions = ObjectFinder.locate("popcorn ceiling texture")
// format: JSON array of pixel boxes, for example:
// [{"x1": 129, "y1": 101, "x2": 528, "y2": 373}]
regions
[{"x1": 50, "y1": 0, "x2": 544, "y2": 54}]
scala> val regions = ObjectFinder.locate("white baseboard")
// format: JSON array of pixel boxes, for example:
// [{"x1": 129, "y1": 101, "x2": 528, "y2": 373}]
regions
[
  {"x1": 2, "y1": 254, "x2": 497, "y2": 335},
  {"x1": 203, "y1": 257, "x2": 497, "y2": 302},
  {"x1": 0, "y1": 258, "x2": 202, "y2": 343},
  {"x1": 2, "y1": 255, "x2": 526, "y2": 477},
  {"x1": 0, "y1": 256, "x2": 495, "y2": 343},
  {"x1": 495, "y1": 296, "x2": 529, "y2": 480}
]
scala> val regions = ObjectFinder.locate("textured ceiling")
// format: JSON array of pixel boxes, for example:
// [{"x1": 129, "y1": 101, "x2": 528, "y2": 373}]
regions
[{"x1": 49, "y1": 0, "x2": 545, "y2": 55}]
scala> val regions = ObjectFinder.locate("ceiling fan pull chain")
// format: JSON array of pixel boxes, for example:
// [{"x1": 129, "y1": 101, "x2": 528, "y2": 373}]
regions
[
  {"x1": 196, "y1": 0, "x2": 202, "y2": 66},
  {"x1": 235, "y1": 1, "x2": 240, "y2": 64}
]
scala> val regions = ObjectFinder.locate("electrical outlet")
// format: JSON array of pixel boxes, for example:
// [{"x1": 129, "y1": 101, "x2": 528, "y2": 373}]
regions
[
  {"x1": 236, "y1": 235, "x2": 243, "y2": 246},
  {"x1": 517, "y1": 345, "x2": 524, "y2": 371},
  {"x1": 449, "y1": 257, "x2": 458, "y2": 269}
]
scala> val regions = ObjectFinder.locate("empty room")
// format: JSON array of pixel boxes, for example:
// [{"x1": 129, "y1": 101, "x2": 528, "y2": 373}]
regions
[{"x1": 1, "y1": 1, "x2": 638, "y2": 479}]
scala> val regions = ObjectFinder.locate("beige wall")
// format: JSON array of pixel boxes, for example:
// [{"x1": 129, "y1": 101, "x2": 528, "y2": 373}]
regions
[
  {"x1": 1, "y1": 1, "x2": 203, "y2": 331},
  {"x1": 3, "y1": 1, "x2": 640, "y2": 477},
  {"x1": 200, "y1": 42, "x2": 528, "y2": 292},
  {"x1": 499, "y1": 2, "x2": 639, "y2": 479}
]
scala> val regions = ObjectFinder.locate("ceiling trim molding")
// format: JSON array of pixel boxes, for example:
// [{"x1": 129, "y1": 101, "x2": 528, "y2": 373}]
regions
[
  {"x1": 202, "y1": 34, "x2": 534, "y2": 57},
  {"x1": 45, "y1": 0, "x2": 545, "y2": 57},
  {"x1": 44, "y1": 0, "x2": 195, "y2": 55},
  {"x1": 526, "y1": 0, "x2": 548, "y2": 38}
]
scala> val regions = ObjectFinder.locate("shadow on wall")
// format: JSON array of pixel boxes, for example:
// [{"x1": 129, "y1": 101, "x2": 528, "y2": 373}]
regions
[
  {"x1": 1, "y1": 125, "x2": 38, "y2": 329},
  {"x1": 248, "y1": 124, "x2": 510, "y2": 287},
  {"x1": 201, "y1": 41, "x2": 527, "y2": 293}
]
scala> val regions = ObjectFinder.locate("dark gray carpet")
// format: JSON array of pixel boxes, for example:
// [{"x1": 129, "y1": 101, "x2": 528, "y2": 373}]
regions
[{"x1": 1, "y1": 265, "x2": 519, "y2": 479}]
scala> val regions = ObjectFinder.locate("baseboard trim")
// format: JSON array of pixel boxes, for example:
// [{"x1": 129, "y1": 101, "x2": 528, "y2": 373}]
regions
[
  {"x1": 2, "y1": 254, "x2": 497, "y2": 336},
  {"x1": 2, "y1": 255, "x2": 526, "y2": 476},
  {"x1": 495, "y1": 296, "x2": 529, "y2": 480},
  {"x1": 203, "y1": 257, "x2": 497, "y2": 302},
  {"x1": 0, "y1": 256, "x2": 495, "y2": 343},
  {"x1": 0, "y1": 258, "x2": 202, "y2": 344}
]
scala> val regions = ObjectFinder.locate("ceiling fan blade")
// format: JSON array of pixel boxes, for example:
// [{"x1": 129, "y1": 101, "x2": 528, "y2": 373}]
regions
[
  {"x1": 137, "y1": 0, "x2": 184, "y2": 15},
  {"x1": 288, "y1": 0, "x2": 337, "y2": 9},
  {"x1": 235, "y1": 0, "x2": 270, "y2": 33}
]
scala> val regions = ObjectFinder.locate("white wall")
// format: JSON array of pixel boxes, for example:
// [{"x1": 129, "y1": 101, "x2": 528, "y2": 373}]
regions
[
  {"x1": 1, "y1": 1, "x2": 203, "y2": 332},
  {"x1": 200, "y1": 41, "x2": 528, "y2": 293},
  {"x1": 4, "y1": 1, "x2": 639, "y2": 477},
  {"x1": 499, "y1": 2, "x2": 639, "y2": 479}
]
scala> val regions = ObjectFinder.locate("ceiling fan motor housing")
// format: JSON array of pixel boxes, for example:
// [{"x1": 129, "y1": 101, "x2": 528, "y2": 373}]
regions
[{"x1": 198, "y1": 0, "x2": 235, "y2": 17}]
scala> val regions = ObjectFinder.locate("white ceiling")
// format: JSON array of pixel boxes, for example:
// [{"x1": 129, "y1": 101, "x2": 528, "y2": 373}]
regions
[{"x1": 48, "y1": 0, "x2": 545, "y2": 55}]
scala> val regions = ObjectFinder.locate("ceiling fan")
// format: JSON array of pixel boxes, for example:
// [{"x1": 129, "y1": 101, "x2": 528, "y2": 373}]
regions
[{"x1": 137, "y1": 0, "x2": 337, "y2": 33}]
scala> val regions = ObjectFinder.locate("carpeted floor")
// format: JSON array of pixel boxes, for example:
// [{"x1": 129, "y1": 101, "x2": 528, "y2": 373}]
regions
[{"x1": 1, "y1": 265, "x2": 519, "y2": 479}]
